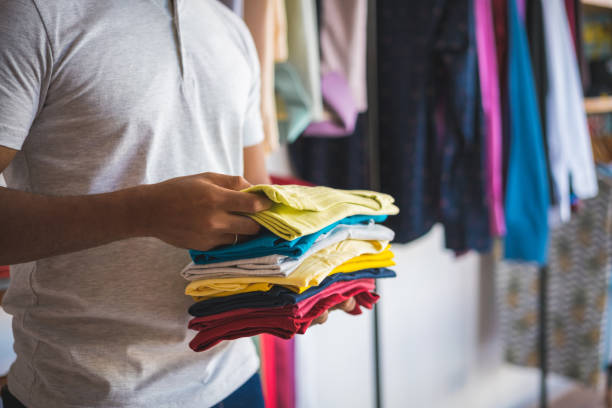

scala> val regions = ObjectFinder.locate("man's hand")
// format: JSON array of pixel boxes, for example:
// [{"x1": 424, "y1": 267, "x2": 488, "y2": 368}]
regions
[
  {"x1": 311, "y1": 297, "x2": 358, "y2": 325},
  {"x1": 142, "y1": 172, "x2": 272, "y2": 251}
]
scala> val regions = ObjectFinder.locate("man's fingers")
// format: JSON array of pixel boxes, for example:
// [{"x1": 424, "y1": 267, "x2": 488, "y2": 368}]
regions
[
  {"x1": 203, "y1": 233, "x2": 255, "y2": 250},
  {"x1": 211, "y1": 233, "x2": 237, "y2": 248},
  {"x1": 331, "y1": 298, "x2": 357, "y2": 313},
  {"x1": 222, "y1": 190, "x2": 273, "y2": 213},
  {"x1": 215, "y1": 214, "x2": 261, "y2": 235},
  {"x1": 201, "y1": 173, "x2": 252, "y2": 191},
  {"x1": 198, "y1": 172, "x2": 272, "y2": 213},
  {"x1": 312, "y1": 311, "x2": 329, "y2": 325},
  {"x1": 310, "y1": 298, "x2": 358, "y2": 327}
]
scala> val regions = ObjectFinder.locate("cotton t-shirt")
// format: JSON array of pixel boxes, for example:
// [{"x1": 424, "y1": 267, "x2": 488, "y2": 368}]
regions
[{"x1": 0, "y1": 0, "x2": 264, "y2": 407}]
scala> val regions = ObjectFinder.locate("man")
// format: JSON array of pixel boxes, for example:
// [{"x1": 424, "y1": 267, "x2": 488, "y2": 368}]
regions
[{"x1": 0, "y1": 1, "x2": 353, "y2": 406}]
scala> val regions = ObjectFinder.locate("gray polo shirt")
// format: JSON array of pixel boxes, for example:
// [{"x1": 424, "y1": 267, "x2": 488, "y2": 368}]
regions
[{"x1": 0, "y1": 0, "x2": 263, "y2": 406}]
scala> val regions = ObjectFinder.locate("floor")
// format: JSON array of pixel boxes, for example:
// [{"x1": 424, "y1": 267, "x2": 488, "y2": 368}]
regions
[{"x1": 548, "y1": 386, "x2": 606, "y2": 408}]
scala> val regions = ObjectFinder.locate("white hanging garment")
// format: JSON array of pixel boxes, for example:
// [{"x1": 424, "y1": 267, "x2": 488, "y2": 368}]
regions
[{"x1": 541, "y1": 0, "x2": 598, "y2": 224}]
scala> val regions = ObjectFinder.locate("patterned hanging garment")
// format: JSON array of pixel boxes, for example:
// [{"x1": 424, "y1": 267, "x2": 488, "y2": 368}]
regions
[{"x1": 497, "y1": 179, "x2": 612, "y2": 386}]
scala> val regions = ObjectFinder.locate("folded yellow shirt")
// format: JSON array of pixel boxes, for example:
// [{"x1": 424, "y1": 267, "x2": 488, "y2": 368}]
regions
[
  {"x1": 242, "y1": 184, "x2": 399, "y2": 240},
  {"x1": 331, "y1": 248, "x2": 396, "y2": 273},
  {"x1": 186, "y1": 239, "x2": 392, "y2": 300}
]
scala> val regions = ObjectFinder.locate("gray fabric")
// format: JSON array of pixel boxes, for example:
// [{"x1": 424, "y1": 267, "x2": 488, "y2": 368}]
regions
[
  {"x1": 0, "y1": 0, "x2": 264, "y2": 407},
  {"x1": 182, "y1": 254, "x2": 288, "y2": 279}
]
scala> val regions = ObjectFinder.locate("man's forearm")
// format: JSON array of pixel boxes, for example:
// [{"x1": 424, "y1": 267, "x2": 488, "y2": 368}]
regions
[
  {"x1": 0, "y1": 172, "x2": 273, "y2": 265},
  {"x1": 0, "y1": 186, "x2": 149, "y2": 265},
  {"x1": 243, "y1": 143, "x2": 271, "y2": 185}
]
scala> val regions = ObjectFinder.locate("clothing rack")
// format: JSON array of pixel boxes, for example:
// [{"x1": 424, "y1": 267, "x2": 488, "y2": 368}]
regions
[
  {"x1": 539, "y1": 265, "x2": 548, "y2": 408},
  {"x1": 366, "y1": 1, "x2": 383, "y2": 407},
  {"x1": 364, "y1": 2, "x2": 550, "y2": 407}
]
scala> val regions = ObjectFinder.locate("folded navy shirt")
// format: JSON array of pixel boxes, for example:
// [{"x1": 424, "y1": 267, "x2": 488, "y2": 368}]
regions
[
  {"x1": 189, "y1": 214, "x2": 387, "y2": 264},
  {"x1": 188, "y1": 268, "x2": 396, "y2": 317}
]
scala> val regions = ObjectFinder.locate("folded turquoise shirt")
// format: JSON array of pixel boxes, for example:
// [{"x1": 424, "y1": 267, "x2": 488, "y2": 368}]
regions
[{"x1": 189, "y1": 214, "x2": 387, "y2": 264}]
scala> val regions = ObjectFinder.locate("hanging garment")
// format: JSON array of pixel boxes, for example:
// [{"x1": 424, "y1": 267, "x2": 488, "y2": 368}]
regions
[
  {"x1": 188, "y1": 279, "x2": 378, "y2": 352},
  {"x1": 275, "y1": 62, "x2": 312, "y2": 143},
  {"x1": 259, "y1": 335, "x2": 295, "y2": 408},
  {"x1": 475, "y1": 0, "x2": 505, "y2": 237},
  {"x1": 271, "y1": 337, "x2": 295, "y2": 408},
  {"x1": 318, "y1": 0, "x2": 367, "y2": 112},
  {"x1": 503, "y1": 0, "x2": 550, "y2": 264},
  {"x1": 185, "y1": 242, "x2": 393, "y2": 299},
  {"x1": 285, "y1": 0, "x2": 323, "y2": 121},
  {"x1": 302, "y1": 0, "x2": 368, "y2": 137},
  {"x1": 258, "y1": 335, "x2": 275, "y2": 408},
  {"x1": 269, "y1": 174, "x2": 314, "y2": 187},
  {"x1": 573, "y1": 0, "x2": 589, "y2": 87},
  {"x1": 526, "y1": 0, "x2": 556, "y2": 206},
  {"x1": 289, "y1": 113, "x2": 371, "y2": 190},
  {"x1": 517, "y1": 0, "x2": 526, "y2": 21},
  {"x1": 377, "y1": 0, "x2": 491, "y2": 252},
  {"x1": 492, "y1": 0, "x2": 512, "y2": 194},
  {"x1": 436, "y1": 0, "x2": 492, "y2": 253},
  {"x1": 181, "y1": 223, "x2": 394, "y2": 280},
  {"x1": 189, "y1": 214, "x2": 387, "y2": 264},
  {"x1": 218, "y1": 0, "x2": 243, "y2": 17},
  {"x1": 188, "y1": 268, "x2": 396, "y2": 317},
  {"x1": 492, "y1": 0, "x2": 508, "y2": 83},
  {"x1": 244, "y1": 0, "x2": 288, "y2": 152},
  {"x1": 498, "y1": 179, "x2": 612, "y2": 386},
  {"x1": 541, "y1": 0, "x2": 598, "y2": 225},
  {"x1": 565, "y1": 0, "x2": 577, "y2": 52},
  {"x1": 302, "y1": 72, "x2": 358, "y2": 137},
  {"x1": 242, "y1": 184, "x2": 399, "y2": 240}
]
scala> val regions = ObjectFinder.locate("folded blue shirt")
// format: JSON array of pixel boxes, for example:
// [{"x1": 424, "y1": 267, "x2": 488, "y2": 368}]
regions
[
  {"x1": 189, "y1": 214, "x2": 388, "y2": 264},
  {"x1": 188, "y1": 268, "x2": 396, "y2": 317}
]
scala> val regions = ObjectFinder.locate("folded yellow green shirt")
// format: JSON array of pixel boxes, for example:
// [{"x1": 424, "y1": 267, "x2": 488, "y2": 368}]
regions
[
  {"x1": 186, "y1": 239, "x2": 392, "y2": 299},
  {"x1": 242, "y1": 184, "x2": 399, "y2": 240}
]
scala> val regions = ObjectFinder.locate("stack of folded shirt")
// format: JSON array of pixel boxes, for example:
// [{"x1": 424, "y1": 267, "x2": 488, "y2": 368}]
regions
[{"x1": 182, "y1": 185, "x2": 400, "y2": 352}]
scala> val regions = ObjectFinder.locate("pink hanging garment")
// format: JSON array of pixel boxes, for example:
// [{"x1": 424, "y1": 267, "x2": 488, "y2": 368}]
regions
[
  {"x1": 475, "y1": 0, "x2": 506, "y2": 236},
  {"x1": 260, "y1": 334, "x2": 278, "y2": 408}
]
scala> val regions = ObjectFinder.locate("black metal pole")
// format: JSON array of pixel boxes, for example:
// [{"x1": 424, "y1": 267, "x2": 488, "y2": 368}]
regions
[
  {"x1": 366, "y1": 1, "x2": 382, "y2": 407},
  {"x1": 539, "y1": 265, "x2": 548, "y2": 408}
]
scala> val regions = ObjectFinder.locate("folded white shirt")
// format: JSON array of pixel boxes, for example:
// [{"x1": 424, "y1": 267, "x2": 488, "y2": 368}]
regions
[{"x1": 181, "y1": 222, "x2": 395, "y2": 280}]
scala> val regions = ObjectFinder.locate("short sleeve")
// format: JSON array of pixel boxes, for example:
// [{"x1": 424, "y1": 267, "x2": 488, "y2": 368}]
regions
[
  {"x1": 0, "y1": 0, "x2": 53, "y2": 150},
  {"x1": 240, "y1": 21, "x2": 265, "y2": 148}
]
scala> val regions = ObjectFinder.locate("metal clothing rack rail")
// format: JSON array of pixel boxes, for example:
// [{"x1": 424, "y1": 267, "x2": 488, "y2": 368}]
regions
[
  {"x1": 366, "y1": 1, "x2": 383, "y2": 407},
  {"x1": 539, "y1": 265, "x2": 548, "y2": 408}
]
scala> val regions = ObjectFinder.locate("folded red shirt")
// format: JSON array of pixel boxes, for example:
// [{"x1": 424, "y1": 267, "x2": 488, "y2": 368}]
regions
[{"x1": 189, "y1": 279, "x2": 379, "y2": 352}]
